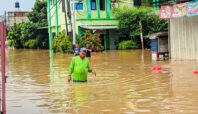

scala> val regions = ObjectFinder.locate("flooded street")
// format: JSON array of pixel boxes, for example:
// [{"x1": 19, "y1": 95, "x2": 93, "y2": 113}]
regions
[{"x1": 6, "y1": 49, "x2": 198, "y2": 114}]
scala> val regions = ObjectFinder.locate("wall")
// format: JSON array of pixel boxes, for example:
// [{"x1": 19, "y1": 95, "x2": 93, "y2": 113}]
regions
[
  {"x1": 7, "y1": 12, "x2": 29, "y2": 27},
  {"x1": 49, "y1": 0, "x2": 133, "y2": 38},
  {"x1": 170, "y1": 16, "x2": 198, "y2": 60},
  {"x1": 50, "y1": 0, "x2": 67, "y2": 34},
  {"x1": 0, "y1": 16, "x2": 4, "y2": 22},
  {"x1": 118, "y1": 0, "x2": 134, "y2": 7},
  {"x1": 75, "y1": 0, "x2": 113, "y2": 19}
]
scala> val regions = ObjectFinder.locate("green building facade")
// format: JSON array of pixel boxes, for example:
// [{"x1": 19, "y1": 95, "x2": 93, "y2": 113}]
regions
[
  {"x1": 48, "y1": 0, "x2": 136, "y2": 50},
  {"x1": 47, "y1": 0, "x2": 195, "y2": 52}
]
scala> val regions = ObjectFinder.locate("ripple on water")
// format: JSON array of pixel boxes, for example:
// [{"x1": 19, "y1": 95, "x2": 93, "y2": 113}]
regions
[{"x1": 6, "y1": 50, "x2": 198, "y2": 114}]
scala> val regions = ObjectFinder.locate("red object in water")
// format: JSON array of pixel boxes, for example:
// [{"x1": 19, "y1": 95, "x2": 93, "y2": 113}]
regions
[
  {"x1": 152, "y1": 66, "x2": 163, "y2": 72},
  {"x1": 193, "y1": 70, "x2": 198, "y2": 75}
]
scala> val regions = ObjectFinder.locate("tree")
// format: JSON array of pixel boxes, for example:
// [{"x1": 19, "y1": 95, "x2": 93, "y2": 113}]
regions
[
  {"x1": 113, "y1": 6, "x2": 168, "y2": 48},
  {"x1": 78, "y1": 31, "x2": 104, "y2": 52},
  {"x1": 7, "y1": 23, "x2": 38, "y2": 48},
  {"x1": 52, "y1": 32, "x2": 73, "y2": 53},
  {"x1": 28, "y1": 0, "x2": 47, "y2": 26},
  {"x1": 7, "y1": 0, "x2": 49, "y2": 49}
]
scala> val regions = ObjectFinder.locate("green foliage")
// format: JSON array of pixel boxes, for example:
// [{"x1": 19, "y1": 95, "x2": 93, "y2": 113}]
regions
[
  {"x1": 118, "y1": 40, "x2": 140, "y2": 50},
  {"x1": 78, "y1": 31, "x2": 104, "y2": 52},
  {"x1": 7, "y1": 40, "x2": 16, "y2": 47},
  {"x1": 28, "y1": 0, "x2": 47, "y2": 25},
  {"x1": 24, "y1": 39, "x2": 37, "y2": 48},
  {"x1": 7, "y1": 22, "x2": 49, "y2": 49},
  {"x1": 52, "y1": 32, "x2": 73, "y2": 53},
  {"x1": 7, "y1": 0, "x2": 48, "y2": 49},
  {"x1": 113, "y1": 6, "x2": 168, "y2": 48}
]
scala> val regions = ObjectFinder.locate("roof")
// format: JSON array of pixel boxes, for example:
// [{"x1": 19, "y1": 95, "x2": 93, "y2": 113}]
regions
[
  {"x1": 79, "y1": 25, "x2": 117, "y2": 30},
  {"x1": 144, "y1": 32, "x2": 168, "y2": 39},
  {"x1": 7, "y1": 11, "x2": 30, "y2": 13}
]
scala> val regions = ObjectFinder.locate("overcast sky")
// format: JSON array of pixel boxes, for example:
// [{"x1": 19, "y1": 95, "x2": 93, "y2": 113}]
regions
[{"x1": 0, "y1": 0, "x2": 35, "y2": 15}]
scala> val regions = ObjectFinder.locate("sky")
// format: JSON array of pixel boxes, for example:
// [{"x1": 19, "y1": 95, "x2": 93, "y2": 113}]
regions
[{"x1": 0, "y1": 0, "x2": 35, "y2": 15}]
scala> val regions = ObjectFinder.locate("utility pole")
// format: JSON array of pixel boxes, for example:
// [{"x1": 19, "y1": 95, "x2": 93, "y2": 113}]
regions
[
  {"x1": 139, "y1": 21, "x2": 144, "y2": 62},
  {"x1": 70, "y1": 0, "x2": 76, "y2": 45},
  {"x1": 55, "y1": 0, "x2": 59, "y2": 34},
  {"x1": 47, "y1": 0, "x2": 54, "y2": 83},
  {"x1": 47, "y1": 0, "x2": 53, "y2": 52},
  {"x1": 0, "y1": 11, "x2": 7, "y2": 114},
  {"x1": 139, "y1": 21, "x2": 144, "y2": 50}
]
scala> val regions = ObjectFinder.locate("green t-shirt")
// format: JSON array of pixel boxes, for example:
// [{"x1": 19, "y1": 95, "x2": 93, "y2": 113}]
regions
[{"x1": 69, "y1": 56, "x2": 92, "y2": 81}]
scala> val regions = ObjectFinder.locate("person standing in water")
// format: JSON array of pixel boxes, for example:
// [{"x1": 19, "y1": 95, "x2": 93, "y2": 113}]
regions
[
  {"x1": 73, "y1": 44, "x2": 80, "y2": 56},
  {"x1": 68, "y1": 48, "x2": 96, "y2": 82},
  {"x1": 86, "y1": 44, "x2": 91, "y2": 58}
]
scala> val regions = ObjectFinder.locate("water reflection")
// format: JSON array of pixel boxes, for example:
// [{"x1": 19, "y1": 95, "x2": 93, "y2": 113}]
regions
[{"x1": 6, "y1": 50, "x2": 198, "y2": 114}]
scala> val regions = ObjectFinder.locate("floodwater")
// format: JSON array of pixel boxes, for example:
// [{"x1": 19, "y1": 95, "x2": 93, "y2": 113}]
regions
[{"x1": 6, "y1": 49, "x2": 198, "y2": 114}]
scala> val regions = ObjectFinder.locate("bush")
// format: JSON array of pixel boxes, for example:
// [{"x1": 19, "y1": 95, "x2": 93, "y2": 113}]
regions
[
  {"x1": 7, "y1": 22, "x2": 48, "y2": 49},
  {"x1": 24, "y1": 39, "x2": 37, "y2": 48},
  {"x1": 78, "y1": 30, "x2": 104, "y2": 52},
  {"x1": 8, "y1": 40, "x2": 16, "y2": 47},
  {"x1": 6, "y1": 0, "x2": 48, "y2": 49},
  {"x1": 118, "y1": 40, "x2": 140, "y2": 50},
  {"x1": 52, "y1": 32, "x2": 72, "y2": 53},
  {"x1": 113, "y1": 6, "x2": 168, "y2": 48}
]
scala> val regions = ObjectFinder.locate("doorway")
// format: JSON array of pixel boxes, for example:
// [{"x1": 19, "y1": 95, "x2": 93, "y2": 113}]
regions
[{"x1": 99, "y1": 34, "x2": 105, "y2": 47}]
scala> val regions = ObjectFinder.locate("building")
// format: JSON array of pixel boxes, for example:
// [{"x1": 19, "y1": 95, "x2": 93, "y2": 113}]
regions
[
  {"x1": 0, "y1": 16, "x2": 4, "y2": 22},
  {"x1": 7, "y1": 11, "x2": 29, "y2": 27},
  {"x1": 160, "y1": 0, "x2": 198, "y2": 60},
  {"x1": 150, "y1": 0, "x2": 195, "y2": 9},
  {"x1": 48, "y1": 0, "x2": 135, "y2": 50}
]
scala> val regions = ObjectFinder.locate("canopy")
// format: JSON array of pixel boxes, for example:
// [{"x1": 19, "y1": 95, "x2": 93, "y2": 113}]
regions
[
  {"x1": 79, "y1": 25, "x2": 117, "y2": 30},
  {"x1": 144, "y1": 32, "x2": 168, "y2": 39}
]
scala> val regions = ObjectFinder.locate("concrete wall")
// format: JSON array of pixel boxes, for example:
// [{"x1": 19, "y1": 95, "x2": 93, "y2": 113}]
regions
[
  {"x1": 7, "y1": 12, "x2": 29, "y2": 27},
  {"x1": 170, "y1": 16, "x2": 198, "y2": 60}
]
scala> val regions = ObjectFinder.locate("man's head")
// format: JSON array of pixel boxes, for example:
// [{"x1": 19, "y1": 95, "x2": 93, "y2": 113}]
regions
[
  {"x1": 86, "y1": 44, "x2": 89, "y2": 48},
  {"x1": 75, "y1": 43, "x2": 78, "y2": 48},
  {"x1": 79, "y1": 48, "x2": 87, "y2": 59}
]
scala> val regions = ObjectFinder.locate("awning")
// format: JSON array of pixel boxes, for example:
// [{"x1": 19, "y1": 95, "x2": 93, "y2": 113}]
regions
[
  {"x1": 79, "y1": 25, "x2": 117, "y2": 30},
  {"x1": 37, "y1": 26, "x2": 48, "y2": 29},
  {"x1": 144, "y1": 32, "x2": 168, "y2": 39}
]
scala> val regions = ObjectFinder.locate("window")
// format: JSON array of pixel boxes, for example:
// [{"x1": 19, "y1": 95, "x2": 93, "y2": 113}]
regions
[
  {"x1": 100, "y1": 0, "x2": 105, "y2": 10},
  {"x1": 74, "y1": 3, "x2": 83, "y2": 10},
  {"x1": 91, "y1": 0, "x2": 97, "y2": 10}
]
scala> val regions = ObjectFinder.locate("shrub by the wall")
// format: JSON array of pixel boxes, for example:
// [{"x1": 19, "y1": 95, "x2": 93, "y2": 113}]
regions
[
  {"x1": 118, "y1": 40, "x2": 140, "y2": 50},
  {"x1": 52, "y1": 32, "x2": 72, "y2": 53}
]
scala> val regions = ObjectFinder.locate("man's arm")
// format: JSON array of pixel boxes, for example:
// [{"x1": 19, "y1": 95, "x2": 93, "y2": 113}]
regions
[
  {"x1": 68, "y1": 58, "x2": 75, "y2": 82},
  {"x1": 87, "y1": 60, "x2": 92, "y2": 72},
  {"x1": 87, "y1": 60, "x2": 96, "y2": 76}
]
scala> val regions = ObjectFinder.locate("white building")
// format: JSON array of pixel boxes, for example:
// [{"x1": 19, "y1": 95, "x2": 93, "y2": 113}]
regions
[
  {"x1": 0, "y1": 15, "x2": 4, "y2": 22},
  {"x1": 7, "y1": 11, "x2": 29, "y2": 27}
]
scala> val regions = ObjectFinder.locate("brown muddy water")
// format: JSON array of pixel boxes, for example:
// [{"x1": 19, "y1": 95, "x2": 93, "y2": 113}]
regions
[{"x1": 6, "y1": 49, "x2": 198, "y2": 114}]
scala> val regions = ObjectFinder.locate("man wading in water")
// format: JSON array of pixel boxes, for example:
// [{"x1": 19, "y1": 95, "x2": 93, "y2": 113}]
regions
[{"x1": 68, "y1": 48, "x2": 96, "y2": 82}]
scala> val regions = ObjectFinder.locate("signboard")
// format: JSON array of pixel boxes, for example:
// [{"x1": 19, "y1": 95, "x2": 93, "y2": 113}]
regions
[
  {"x1": 186, "y1": 1, "x2": 198, "y2": 16},
  {"x1": 173, "y1": 3, "x2": 186, "y2": 18},
  {"x1": 160, "y1": 1, "x2": 198, "y2": 19},
  {"x1": 160, "y1": 6, "x2": 174, "y2": 19}
]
